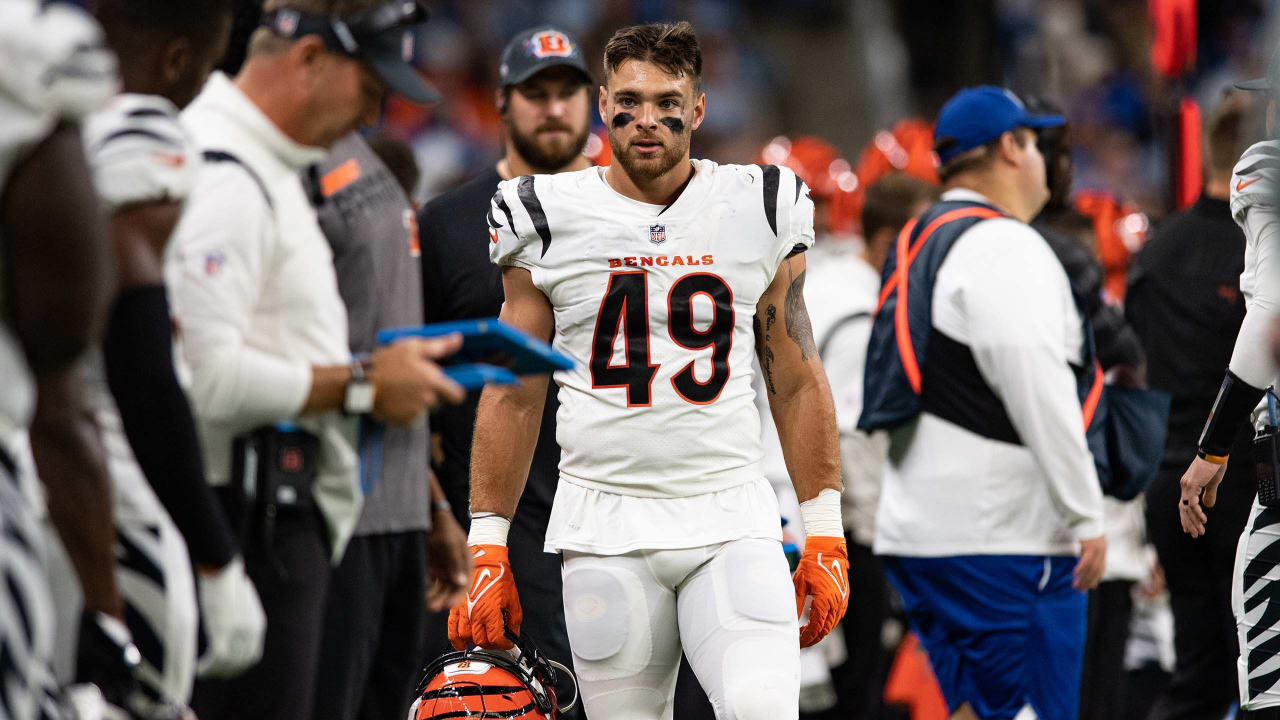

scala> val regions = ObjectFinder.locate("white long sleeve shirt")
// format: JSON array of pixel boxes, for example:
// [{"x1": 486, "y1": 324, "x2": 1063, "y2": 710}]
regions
[
  {"x1": 167, "y1": 73, "x2": 360, "y2": 561},
  {"x1": 874, "y1": 188, "x2": 1105, "y2": 558},
  {"x1": 1228, "y1": 140, "x2": 1280, "y2": 390}
]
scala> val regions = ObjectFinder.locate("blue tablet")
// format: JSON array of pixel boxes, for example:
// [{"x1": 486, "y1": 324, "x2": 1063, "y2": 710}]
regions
[
  {"x1": 444, "y1": 363, "x2": 519, "y2": 391},
  {"x1": 377, "y1": 318, "x2": 574, "y2": 376}
]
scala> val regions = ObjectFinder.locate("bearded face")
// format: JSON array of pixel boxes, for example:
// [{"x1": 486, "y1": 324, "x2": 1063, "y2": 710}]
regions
[
  {"x1": 601, "y1": 59, "x2": 703, "y2": 184},
  {"x1": 503, "y1": 67, "x2": 593, "y2": 173}
]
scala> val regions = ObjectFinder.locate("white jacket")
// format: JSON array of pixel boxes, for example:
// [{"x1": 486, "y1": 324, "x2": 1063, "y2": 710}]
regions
[
  {"x1": 167, "y1": 73, "x2": 361, "y2": 561},
  {"x1": 874, "y1": 189, "x2": 1104, "y2": 558}
]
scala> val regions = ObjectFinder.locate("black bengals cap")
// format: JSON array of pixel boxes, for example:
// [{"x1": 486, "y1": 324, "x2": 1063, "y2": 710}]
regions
[
  {"x1": 499, "y1": 27, "x2": 591, "y2": 88},
  {"x1": 261, "y1": 0, "x2": 441, "y2": 104}
]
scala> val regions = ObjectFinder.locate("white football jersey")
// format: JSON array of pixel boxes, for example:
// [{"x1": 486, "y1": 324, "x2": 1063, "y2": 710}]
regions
[
  {"x1": 84, "y1": 93, "x2": 194, "y2": 214},
  {"x1": 489, "y1": 160, "x2": 815, "y2": 498}
]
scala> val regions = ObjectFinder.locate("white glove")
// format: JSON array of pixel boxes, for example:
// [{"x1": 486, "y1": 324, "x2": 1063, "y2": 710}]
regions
[{"x1": 196, "y1": 556, "x2": 266, "y2": 679}]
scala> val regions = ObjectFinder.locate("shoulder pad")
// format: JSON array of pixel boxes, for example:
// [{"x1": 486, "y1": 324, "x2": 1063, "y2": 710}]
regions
[
  {"x1": 84, "y1": 95, "x2": 192, "y2": 210},
  {"x1": 1231, "y1": 140, "x2": 1280, "y2": 222},
  {"x1": 0, "y1": 1, "x2": 117, "y2": 122},
  {"x1": 488, "y1": 175, "x2": 552, "y2": 268}
]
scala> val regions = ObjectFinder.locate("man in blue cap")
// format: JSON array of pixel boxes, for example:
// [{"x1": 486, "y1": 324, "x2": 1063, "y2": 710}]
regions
[{"x1": 859, "y1": 86, "x2": 1106, "y2": 720}]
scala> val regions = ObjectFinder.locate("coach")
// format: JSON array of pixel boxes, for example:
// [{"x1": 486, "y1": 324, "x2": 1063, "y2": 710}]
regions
[
  {"x1": 167, "y1": 2, "x2": 461, "y2": 719},
  {"x1": 860, "y1": 86, "x2": 1106, "y2": 720}
]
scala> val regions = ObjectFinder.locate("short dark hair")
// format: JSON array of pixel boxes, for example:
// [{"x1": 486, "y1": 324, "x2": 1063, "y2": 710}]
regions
[
  {"x1": 96, "y1": 0, "x2": 237, "y2": 36},
  {"x1": 1205, "y1": 91, "x2": 1252, "y2": 176},
  {"x1": 367, "y1": 134, "x2": 420, "y2": 198},
  {"x1": 936, "y1": 127, "x2": 1034, "y2": 183},
  {"x1": 861, "y1": 172, "x2": 941, "y2": 240},
  {"x1": 603, "y1": 21, "x2": 701, "y2": 90}
]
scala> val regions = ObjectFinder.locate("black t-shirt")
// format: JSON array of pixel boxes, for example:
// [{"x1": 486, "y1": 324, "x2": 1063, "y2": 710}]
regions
[
  {"x1": 419, "y1": 167, "x2": 561, "y2": 532},
  {"x1": 1126, "y1": 195, "x2": 1247, "y2": 468}
]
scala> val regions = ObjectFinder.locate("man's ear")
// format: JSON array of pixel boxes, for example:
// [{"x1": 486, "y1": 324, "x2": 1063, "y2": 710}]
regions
[
  {"x1": 292, "y1": 35, "x2": 327, "y2": 83},
  {"x1": 689, "y1": 91, "x2": 706, "y2": 133},
  {"x1": 997, "y1": 130, "x2": 1024, "y2": 165},
  {"x1": 598, "y1": 84, "x2": 609, "y2": 126},
  {"x1": 160, "y1": 37, "x2": 192, "y2": 88}
]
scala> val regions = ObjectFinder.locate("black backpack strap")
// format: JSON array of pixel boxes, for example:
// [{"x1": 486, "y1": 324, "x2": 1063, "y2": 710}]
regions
[{"x1": 202, "y1": 150, "x2": 273, "y2": 209}]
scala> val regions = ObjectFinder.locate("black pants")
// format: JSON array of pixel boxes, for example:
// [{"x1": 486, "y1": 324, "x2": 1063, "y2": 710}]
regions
[
  {"x1": 1145, "y1": 429, "x2": 1257, "y2": 720},
  {"x1": 1080, "y1": 580, "x2": 1136, "y2": 720},
  {"x1": 313, "y1": 531, "x2": 427, "y2": 720},
  {"x1": 193, "y1": 508, "x2": 330, "y2": 720}
]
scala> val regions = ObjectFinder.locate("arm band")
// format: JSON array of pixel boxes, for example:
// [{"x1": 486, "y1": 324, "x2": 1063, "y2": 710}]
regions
[
  {"x1": 1197, "y1": 369, "x2": 1266, "y2": 459},
  {"x1": 103, "y1": 285, "x2": 238, "y2": 567}
]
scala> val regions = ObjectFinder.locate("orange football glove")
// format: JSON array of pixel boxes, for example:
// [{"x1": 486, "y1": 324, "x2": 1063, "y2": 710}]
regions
[
  {"x1": 447, "y1": 544, "x2": 522, "y2": 650},
  {"x1": 792, "y1": 535, "x2": 850, "y2": 648}
]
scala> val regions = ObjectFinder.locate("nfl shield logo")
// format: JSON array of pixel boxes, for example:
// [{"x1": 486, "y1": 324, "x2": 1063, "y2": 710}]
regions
[{"x1": 649, "y1": 224, "x2": 666, "y2": 245}]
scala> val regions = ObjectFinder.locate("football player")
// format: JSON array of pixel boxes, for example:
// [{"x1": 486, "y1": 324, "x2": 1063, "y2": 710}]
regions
[
  {"x1": 449, "y1": 21, "x2": 848, "y2": 720},
  {"x1": 85, "y1": 0, "x2": 267, "y2": 706},
  {"x1": 0, "y1": 0, "x2": 130, "y2": 716},
  {"x1": 1180, "y1": 46, "x2": 1280, "y2": 717}
]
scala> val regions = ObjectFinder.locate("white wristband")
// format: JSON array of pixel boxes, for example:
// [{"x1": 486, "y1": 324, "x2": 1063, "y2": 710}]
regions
[
  {"x1": 467, "y1": 514, "x2": 511, "y2": 547},
  {"x1": 799, "y1": 488, "x2": 843, "y2": 538}
]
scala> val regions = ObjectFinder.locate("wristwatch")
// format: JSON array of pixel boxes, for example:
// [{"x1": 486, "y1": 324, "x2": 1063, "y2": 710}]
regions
[{"x1": 343, "y1": 359, "x2": 375, "y2": 415}]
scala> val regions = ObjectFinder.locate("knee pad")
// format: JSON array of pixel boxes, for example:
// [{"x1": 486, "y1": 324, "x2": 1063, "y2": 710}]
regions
[
  {"x1": 721, "y1": 637, "x2": 800, "y2": 720},
  {"x1": 724, "y1": 671, "x2": 800, "y2": 720},
  {"x1": 562, "y1": 562, "x2": 657, "y2": 683}
]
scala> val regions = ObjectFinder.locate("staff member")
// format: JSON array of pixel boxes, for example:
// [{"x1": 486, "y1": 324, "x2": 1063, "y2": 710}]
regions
[
  {"x1": 167, "y1": 2, "x2": 462, "y2": 719},
  {"x1": 310, "y1": 130, "x2": 471, "y2": 720},
  {"x1": 1178, "y1": 51, "x2": 1280, "y2": 716},
  {"x1": 417, "y1": 26, "x2": 593, "y2": 706},
  {"x1": 860, "y1": 86, "x2": 1106, "y2": 720},
  {"x1": 1127, "y1": 92, "x2": 1254, "y2": 720}
]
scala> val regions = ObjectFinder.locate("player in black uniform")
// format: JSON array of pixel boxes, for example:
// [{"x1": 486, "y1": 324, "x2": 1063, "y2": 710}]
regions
[{"x1": 417, "y1": 26, "x2": 594, "y2": 715}]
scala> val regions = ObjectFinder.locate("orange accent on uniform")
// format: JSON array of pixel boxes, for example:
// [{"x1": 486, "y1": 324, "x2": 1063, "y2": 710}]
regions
[
  {"x1": 877, "y1": 207, "x2": 1001, "y2": 312},
  {"x1": 321, "y1": 158, "x2": 362, "y2": 197},
  {"x1": 1238, "y1": 177, "x2": 1262, "y2": 192},
  {"x1": 1081, "y1": 359, "x2": 1104, "y2": 429},
  {"x1": 152, "y1": 152, "x2": 186, "y2": 167},
  {"x1": 877, "y1": 219, "x2": 918, "y2": 313},
  {"x1": 489, "y1": 228, "x2": 499, "y2": 244}
]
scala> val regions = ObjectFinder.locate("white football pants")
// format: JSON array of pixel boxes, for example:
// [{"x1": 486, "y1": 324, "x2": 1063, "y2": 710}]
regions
[{"x1": 561, "y1": 537, "x2": 800, "y2": 720}]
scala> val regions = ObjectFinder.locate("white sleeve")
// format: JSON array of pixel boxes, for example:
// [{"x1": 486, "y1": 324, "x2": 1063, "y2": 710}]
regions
[
  {"x1": 1228, "y1": 208, "x2": 1280, "y2": 389},
  {"x1": 83, "y1": 97, "x2": 192, "y2": 212},
  {"x1": 166, "y1": 168, "x2": 310, "y2": 430},
  {"x1": 961, "y1": 221, "x2": 1105, "y2": 541},
  {"x1": 772, "y1": 167, "x2": 816, "y2": 268},
  {"x1": 487, "y1": 177, "x2": 540, "y2": 270}
]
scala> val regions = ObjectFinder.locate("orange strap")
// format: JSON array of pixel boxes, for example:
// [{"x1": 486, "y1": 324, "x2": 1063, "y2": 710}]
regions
[
  {"x1": 1081, "y1": 359, "x2": 1104, "y2": 429},
  {"x1": 883, "y1": 207, "x2": 1003, "y2": 394}
]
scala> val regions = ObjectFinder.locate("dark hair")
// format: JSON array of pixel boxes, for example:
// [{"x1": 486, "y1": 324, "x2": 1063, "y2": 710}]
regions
[
  {"x1": 1205, "y1": 91, "x2": 1252, "y2": 176},
  {"x1": 96, "y1": 0, "x2": 237, "y2": 36},
  {"x1": 861, "y1": 172, "x2": 941, "y2": 240},
  {"x1": 936, "y1": 127, "x2": 1034, "y2": 183},
  {"x1": 367, "y1": 134, "x2": 420, "y2": 197},
  {"x1": 603, "y1": 21, "x2": 701, "y2": 90}
]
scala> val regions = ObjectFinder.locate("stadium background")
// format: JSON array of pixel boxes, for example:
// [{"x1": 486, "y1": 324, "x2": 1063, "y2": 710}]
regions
[{"x1": 282, "y1": 0, "x2": 1271, "y2": 220}]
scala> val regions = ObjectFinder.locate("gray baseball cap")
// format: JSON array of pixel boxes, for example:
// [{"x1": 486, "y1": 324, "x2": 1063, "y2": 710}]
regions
[{"x1": 499, "y1": 27, "x2": 591, "y2": 88}]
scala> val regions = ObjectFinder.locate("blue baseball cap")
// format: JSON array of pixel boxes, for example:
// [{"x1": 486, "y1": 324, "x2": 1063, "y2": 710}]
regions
[{"x1": 933, "y1": 86, "x2": 1065, "y2": 164}]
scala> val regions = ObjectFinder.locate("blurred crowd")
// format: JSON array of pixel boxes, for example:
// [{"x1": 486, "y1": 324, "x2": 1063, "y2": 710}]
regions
[{"x1": 5, "y1": 0, "x2": 1280, "y2": 720}]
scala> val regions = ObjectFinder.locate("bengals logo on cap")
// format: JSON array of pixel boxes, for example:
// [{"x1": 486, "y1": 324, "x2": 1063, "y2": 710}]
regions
[{"x1": 528, "y1": 31, "x2": 573, "y2": 58}]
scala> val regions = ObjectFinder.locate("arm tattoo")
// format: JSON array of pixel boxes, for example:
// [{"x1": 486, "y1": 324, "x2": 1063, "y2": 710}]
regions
[
  {"x1": 754, "y1": 313, "x2": 778, "y2": 395},
  {"x1": 784, "y1": 268, "x2": 818, "y2": 360}
]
